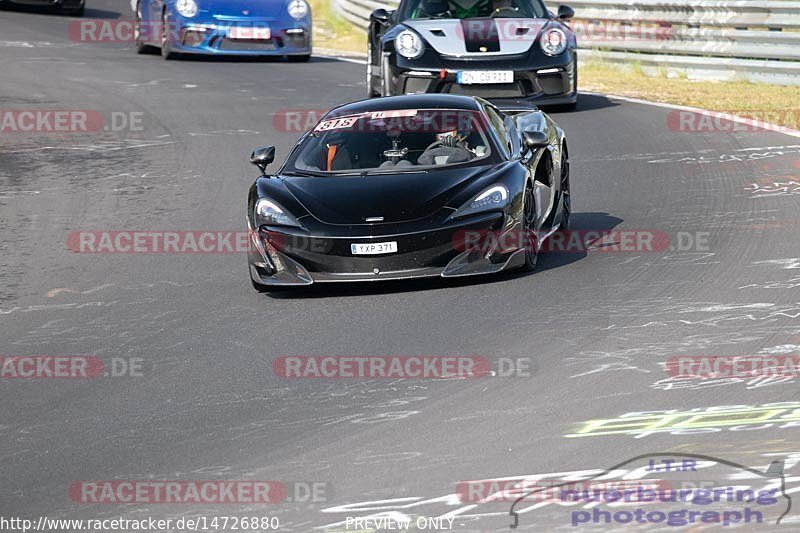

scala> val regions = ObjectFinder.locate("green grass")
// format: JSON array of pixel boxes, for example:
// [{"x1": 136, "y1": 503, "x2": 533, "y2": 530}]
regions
[
  {"x1": 580, "y1": 58, "x2": 800, "y2": 130},
  {"x1": 309, "y1": 0, "x2": 368, "y2": 54}
]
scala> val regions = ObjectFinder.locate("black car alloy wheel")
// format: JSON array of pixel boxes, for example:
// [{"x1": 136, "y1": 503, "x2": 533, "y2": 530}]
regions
[
  {"x1": 161, "y1": 10, "x2": 176, "y2": 60},
  {"x1": 522, "y1": 179, "x2": 538, "y2": 272},
  {"x1": 560, "y1": 149, "x2": 571, "y2": 230}
]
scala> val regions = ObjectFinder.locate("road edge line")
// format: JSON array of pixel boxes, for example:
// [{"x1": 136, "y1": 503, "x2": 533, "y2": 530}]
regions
[{"x1": 583, "y1": 90, "x2": 800, "y2": 140}]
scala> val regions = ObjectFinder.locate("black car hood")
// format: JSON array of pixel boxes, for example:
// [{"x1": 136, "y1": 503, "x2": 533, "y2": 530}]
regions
[
  {"x1": 281, "y1": 165, "x2": 493, "y2": 225},
  {"x1": 403, "y1": 18, "x2": 547, "y2": 57}
]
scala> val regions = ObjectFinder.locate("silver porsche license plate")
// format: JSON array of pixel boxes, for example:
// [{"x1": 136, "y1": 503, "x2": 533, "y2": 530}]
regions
[
  {"x1": 456, "y1": 71, "x2": 514, "y2": 85},
  {"x1": 351, "y1": 241, "x2": 398, "y2": 255}
]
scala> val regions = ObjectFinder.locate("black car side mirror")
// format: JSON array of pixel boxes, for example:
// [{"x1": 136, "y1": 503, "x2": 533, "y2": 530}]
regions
[
  {"x1": 250, "y1": 146, "x2": 275, "y2": 176},
  {"x1": 522, "y1": 130, "x2": 549, "y2": 149},
  {"x1": 370, "y1": 8, "x2": 391, "y2": 25},
  {"x1": 557, "y1": 4, "x2": 574, "y2": 20}
]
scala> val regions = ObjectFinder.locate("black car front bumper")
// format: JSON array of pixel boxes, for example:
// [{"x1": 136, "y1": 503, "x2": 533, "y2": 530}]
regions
[
  {"x1": 248, "y1": 212, "x2": 527, "y2": 286},
  {"x1": 386, "y1": 50, "x2": 577, "y2": 107}
]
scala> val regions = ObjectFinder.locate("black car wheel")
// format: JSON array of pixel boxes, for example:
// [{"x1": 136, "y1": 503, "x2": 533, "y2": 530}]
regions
[
  {"x1": 366, "y1": 40, "x2": 380, "y2": 97},
  {"x1": 288, "y1": 54, "x2": 311, "y2": 63},
  {"x1": 560, "y1": 149, "x2": 571, "y2": 230},
  {"x1": 560, "y1": 63, "x2": 579, "y2": 111},
  {"x1": 522, "y1": 178, "x2": 539, "y2": 272},
  {"x1": 161, "y1": 10, "x2": 177, "y2": 60},
  {"x1": 134, "y1": 2, "x2": 156, "y2": 54}
]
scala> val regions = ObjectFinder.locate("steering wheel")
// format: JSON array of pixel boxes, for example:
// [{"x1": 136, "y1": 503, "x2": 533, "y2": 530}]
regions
[{"x1": 423, "y1": 140, "x2": 443, "y2": 152}]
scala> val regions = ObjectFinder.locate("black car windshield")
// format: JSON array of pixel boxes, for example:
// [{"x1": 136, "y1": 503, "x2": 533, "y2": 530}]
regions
[
  {"x1": 400, "y1": 0, "x2": 548, "y2": 20},
  {"x1": 287, "y1": 109, "x2": 496, "y2": 175}
]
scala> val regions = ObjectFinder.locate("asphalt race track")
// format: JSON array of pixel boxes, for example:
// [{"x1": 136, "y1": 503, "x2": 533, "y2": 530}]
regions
[{"x1": 3, "y1": 1, "x2": 800, "y2": 531}]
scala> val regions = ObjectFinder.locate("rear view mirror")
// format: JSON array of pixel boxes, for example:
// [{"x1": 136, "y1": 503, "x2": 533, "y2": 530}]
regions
[
  {"x1": 557, "y1": 5, "x2": 574, "y2": 19},
  {"x1": 370, "y1": 9, "x2": 391, "y2": 25},
  {"x1": 250, "y1": 146, "x2": 276, "y2": 175},
  {"x1": 522, "y1": 129, "x2": 549, "y2": 149}
]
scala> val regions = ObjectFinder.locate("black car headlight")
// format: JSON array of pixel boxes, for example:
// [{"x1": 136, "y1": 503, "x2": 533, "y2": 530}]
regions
[
  {"x1": 450, "y1": 185, "x2": 509, "y2": 220},
  {"x1": 395, "y1": 29, "x2": 424, "y2": 59},
  {"x1": 540, "y1": 27, "x2": 567, "y2": 56},
  {"x1": 255, "y1": 198, "x2": 302, "y2": 228}
]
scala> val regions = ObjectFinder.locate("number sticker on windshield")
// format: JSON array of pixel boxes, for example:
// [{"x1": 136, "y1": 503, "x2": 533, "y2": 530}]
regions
[
  {"x1": 314, "y1": 116, "x2": 360, "y2": 132},
  {"x1": 369, "y1": 109, "x2": 418, "y2": 119}
]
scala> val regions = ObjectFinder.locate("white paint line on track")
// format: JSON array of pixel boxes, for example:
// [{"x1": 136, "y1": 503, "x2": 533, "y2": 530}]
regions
[
  {"x1": 315, "y1": 53, "x2": 367, "y2": 65},
  {"x1": 583, "y1": 90, "x2": 800, "y2": 140},
  {"x1": 0, "y1": 40, "x2": 77, "y2": 48}
]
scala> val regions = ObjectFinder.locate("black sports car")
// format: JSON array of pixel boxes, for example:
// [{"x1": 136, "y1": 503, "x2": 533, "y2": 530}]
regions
[
  {"x1": 246, "y1": 94, "x2": 570, "y2": 290},
  {"x1": 366, "y1": 0, "x2": 577, "y2": 110},
  {"x1": 0, "y1": 0, "x2": 84, "y2": 15}
]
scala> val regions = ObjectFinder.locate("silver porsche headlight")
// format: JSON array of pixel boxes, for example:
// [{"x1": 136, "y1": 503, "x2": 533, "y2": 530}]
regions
[
  {"x1": 287, "y1": 0, "x2": 309, "y2": 20},
  {"x1": 175, "y1": 0, "x2": 198, "y2": 18},
  {"x1": 540, "y1": 27, "x2": 567, "y2": 56},
  {"x1": 395, "y1": 29, "x2": 424, "y2": 59},
  {"x1": 255, "y1": 198, "x2": 301, "y2": 227}
]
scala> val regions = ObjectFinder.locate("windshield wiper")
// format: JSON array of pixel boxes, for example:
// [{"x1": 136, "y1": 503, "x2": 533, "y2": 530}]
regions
[
  {"x1": 285, "y1": 169, "x2": 327, "y2": 177},
  {"x1": 287, "y1": 168, "x2": 427, "y2": 177},
  {"x1": 363, "y1": 169, "x2": 428, "y2": 176}
]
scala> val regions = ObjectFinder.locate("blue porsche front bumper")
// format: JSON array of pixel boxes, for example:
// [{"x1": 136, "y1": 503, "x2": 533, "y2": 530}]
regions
[{"x1": 167, "y1": 16, "x2": 311, "y2": 56}]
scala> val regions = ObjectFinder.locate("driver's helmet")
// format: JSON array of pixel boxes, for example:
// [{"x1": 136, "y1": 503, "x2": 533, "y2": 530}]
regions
[{"x1": 436, "y1": 119, "x2": 474, "y2": 147}]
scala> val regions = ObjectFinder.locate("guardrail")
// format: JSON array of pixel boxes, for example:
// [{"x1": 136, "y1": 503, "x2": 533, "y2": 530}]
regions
[{"x1": 333, "y1": 0, "x2": 800, "y2": 85}]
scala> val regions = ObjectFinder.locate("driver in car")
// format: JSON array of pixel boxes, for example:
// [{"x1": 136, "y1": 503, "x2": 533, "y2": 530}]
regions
[{"x1": 417, "y1": 128, "x2": 478, "y2": 166}]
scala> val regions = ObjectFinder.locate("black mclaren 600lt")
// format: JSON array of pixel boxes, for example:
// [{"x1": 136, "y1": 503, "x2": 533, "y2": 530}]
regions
[
  {"x1": 246, "y1": 94, "x2": 570, "y2": 291},
  {"x1": 366, "y1": 0, "x2": 577, "y2": 109}
]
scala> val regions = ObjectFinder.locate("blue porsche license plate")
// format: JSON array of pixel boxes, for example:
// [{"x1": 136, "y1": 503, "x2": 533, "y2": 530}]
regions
[{"x1": 229, "y1": 26, "x2": 271, "y2": 40}]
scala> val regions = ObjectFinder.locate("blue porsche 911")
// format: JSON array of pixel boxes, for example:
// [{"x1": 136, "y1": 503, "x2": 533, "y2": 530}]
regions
[{"x1": 133, "y1": 0, "x2": 312, "y2": 61}]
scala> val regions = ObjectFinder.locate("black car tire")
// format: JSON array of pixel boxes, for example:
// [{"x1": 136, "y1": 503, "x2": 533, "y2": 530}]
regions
[
  {"x1": 560, "y1": 148, "x2": 571, "y2": 230},
  {"x1": 366, "y1": 41, "x2": 380, "y2": 97},
  {"x1": 561, "y1": 63, "x2": 579, "y2": 111},
  {"x1": 134, "y1": 2, "x2": 157, "y2": 54},
  {"x1": 288, "y1": 54, "x2": 311, "y2": 63},
  {"x1": 522, "y1": 178, "x2": 539, "y2": 272},
  {"x1": 161, "y1": 10, "x2": 177, "y2": 60}
]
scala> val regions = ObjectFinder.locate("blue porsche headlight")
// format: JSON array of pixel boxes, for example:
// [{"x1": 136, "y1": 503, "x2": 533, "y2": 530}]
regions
[
  {"x1": 451, "y1": 185, "x2": 509, "y2": 219},
  {"x1": 287, "y1": 0, "x2": 309, "y2": 19},
  {"x1": 255, "y1": 199, "x2": 301, "y2": 227},
  {"x1": 175, "y1": 0, "x2": 198, "y2": 18}
]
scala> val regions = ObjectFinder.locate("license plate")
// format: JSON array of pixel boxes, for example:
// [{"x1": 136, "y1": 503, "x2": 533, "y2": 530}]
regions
[
  {"x1": 350, "y1": 241, "x2": 398, "y2": 255},
  {"x1": 456, "y1": 71, "x2": 514, "y2": 85},
  {"x1": 229, "y1": 26, "x2": 271, "y2": 40}
]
